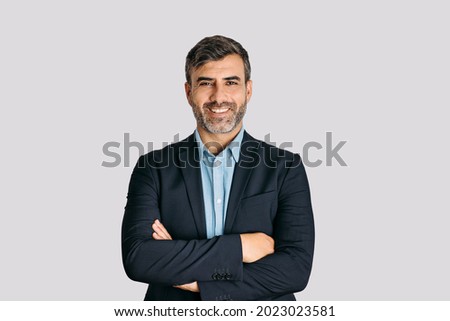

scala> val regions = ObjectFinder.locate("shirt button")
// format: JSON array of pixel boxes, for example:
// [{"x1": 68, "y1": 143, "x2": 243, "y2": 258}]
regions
[{"x1": 217, "y1": 198, "x2": 222, "y2": 204}]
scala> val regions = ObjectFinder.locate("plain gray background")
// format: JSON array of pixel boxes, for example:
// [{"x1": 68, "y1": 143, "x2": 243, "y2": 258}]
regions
[{"x1": 1, "y1": 0, "x2": 449, "y2": 300}]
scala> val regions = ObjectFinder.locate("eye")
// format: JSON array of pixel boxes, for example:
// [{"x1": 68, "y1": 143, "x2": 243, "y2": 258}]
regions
[
  {"x1": 226, "y1": 81, "x2": 238, "y2": 86},
  {"x1": 199, "y1": 81, "x2": 213, "y2": 87}
]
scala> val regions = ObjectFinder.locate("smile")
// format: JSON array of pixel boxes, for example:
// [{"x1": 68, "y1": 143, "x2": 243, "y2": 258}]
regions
[{"x1": 208, "y1": 107, "x2": 230, "y2": 114}]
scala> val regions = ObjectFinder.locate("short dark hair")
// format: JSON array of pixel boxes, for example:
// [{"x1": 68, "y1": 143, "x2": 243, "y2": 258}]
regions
[{"x1": 185, "y1": 35, "x2": 251, "y2": 85}]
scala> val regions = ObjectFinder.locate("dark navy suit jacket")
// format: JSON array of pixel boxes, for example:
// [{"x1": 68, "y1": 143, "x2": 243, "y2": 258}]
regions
[{"x1": 122, "y1": 131, "x2": 315, "y2": 300}]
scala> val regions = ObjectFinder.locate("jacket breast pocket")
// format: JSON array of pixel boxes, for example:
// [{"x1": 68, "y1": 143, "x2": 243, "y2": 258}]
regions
[{"x1": 236, "y1": 190, "x2": 276, "y2": 235}]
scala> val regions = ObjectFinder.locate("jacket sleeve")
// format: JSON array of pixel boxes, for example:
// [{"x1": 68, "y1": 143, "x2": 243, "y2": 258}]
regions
[
  {"x1": 121, "y1": 155, "x2": 243, "y2": 286},
  {"x1": 198, "y1": 155, "x2": 315, "y2": 300}
]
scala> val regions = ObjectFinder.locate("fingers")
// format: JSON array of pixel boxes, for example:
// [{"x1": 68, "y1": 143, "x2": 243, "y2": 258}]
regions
[
  {"x1": 173, "y1": 281, "x2": 199, "y2": 293},
  {"x1": 240, "y1": 232, "x2": 274, "y2": 263},
  {"x1": 152, "y1": 219, "x2": 172, "y2": 240},
  {"x1": 152, "y1": 232, "x2": 165, "y2": 240},
  {"x1": 154, "y1": 219, "x2": 172, "y2": 240}
]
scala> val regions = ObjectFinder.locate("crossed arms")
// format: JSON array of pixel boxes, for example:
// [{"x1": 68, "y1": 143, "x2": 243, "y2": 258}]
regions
[
  {"x1": 152, "y1": 218, "x2": 275, "y2": 292},
  {"x1": 122, "y1": 152, "x2": 314, "y2": 300}
]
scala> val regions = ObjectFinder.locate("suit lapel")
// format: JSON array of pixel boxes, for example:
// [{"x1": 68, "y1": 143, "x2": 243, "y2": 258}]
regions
[
  {"x1": 177, "y1": 133, "x2": 207, "y2": 239},
  {"x1": 224, "y1": 131, "x2": 261, "y2": 233}
]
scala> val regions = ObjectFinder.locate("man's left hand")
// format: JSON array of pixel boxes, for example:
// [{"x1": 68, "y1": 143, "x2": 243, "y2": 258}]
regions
[{"x1": 152, "y1": 219, "x2": 199, "y2": 293}]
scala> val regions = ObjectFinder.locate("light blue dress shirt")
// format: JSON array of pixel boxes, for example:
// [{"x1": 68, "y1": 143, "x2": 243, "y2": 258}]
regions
[{"x1": 194, "y1": 127, "x2": 244, "y2": 239}]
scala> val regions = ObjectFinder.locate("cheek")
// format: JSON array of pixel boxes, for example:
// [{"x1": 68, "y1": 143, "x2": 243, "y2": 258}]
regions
[
  {"x1": 232, "y1": 91, "x2": 247, "y2": 103},
  {"x1": 190, "y1": 90, "x2": 209, "y2": 105}
]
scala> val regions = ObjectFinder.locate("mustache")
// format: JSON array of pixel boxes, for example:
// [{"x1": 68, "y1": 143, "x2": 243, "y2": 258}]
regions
[{"x1": 203, "y1": 101, "x2": 236, "y2": 109}]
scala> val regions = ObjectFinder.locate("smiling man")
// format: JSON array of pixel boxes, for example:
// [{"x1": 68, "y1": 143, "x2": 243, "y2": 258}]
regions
[{"x1": 122, "y1": 35, "x2": 315, "y2": 300}]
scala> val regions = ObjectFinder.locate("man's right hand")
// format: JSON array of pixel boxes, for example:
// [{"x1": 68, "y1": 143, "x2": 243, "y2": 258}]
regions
[
  {"x1": 240, "y1": 233, "x2": 275, "y2": 263},
  {"x1": 153, "y1": 219, "x2": 274, "y2": 263}
]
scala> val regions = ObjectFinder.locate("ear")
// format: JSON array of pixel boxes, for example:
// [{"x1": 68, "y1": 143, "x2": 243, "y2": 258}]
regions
[
  {"x1": 245, "y1": 80, "x2": 253, "y2": 103},
  {"x1": 184, "y1": 82, "x2": 192, "y2": 105},
  {"x1": 184, "y1": 82, "x2": 191, "y2": 99}
]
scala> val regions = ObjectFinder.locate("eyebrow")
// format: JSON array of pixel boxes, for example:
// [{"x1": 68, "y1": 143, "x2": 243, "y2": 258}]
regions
[
  {"x1": 223, "y1": 76, "x2": 241, "y2": 81},
  {"x1": 196, "y1": 77, "x2": 214, "y2": 82},
  {"x1": 196, "y1": 76, "x2": 242, "y2": 82}
]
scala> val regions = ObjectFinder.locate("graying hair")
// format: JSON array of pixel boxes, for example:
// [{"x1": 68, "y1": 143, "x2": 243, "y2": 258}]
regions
[{"x1": 185, "y1": 35, "x2": 251, "y2": 85}]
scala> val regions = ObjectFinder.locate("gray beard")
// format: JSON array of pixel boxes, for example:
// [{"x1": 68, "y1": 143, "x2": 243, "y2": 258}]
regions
[{"x1": 192, "y1": 101, "x2": 247, "y2": 134}]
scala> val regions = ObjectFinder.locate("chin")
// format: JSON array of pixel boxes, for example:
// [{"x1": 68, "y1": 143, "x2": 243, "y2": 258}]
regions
[{"x1": 206, "y1": 125, "x2": 237, "y2": 134}]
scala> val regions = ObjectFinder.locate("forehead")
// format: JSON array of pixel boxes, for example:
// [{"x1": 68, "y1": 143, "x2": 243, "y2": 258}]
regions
[{"x1": 192, "y1": 54, "x2": 245, "y2": 79}]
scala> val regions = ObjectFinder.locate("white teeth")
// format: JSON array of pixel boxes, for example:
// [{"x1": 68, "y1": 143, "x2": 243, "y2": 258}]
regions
[{"x1": 210, "y1": 108, "x2": 229, "y2": 113}]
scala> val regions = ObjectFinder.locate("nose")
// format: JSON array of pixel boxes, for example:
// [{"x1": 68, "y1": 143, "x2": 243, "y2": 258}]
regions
[{"x1": 209, "y1": 83, "x2": 227, "y2": 104}]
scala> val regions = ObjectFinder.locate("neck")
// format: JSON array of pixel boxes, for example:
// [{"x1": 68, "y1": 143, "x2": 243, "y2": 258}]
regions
[{"x1": 197, "y1": 124, "x2": 242, "y2": 155}]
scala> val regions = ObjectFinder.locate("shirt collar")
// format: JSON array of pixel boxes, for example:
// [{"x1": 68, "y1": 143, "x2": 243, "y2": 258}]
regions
[{"x1": 194, "y1": 126, "x2": 244, "y2": 163}]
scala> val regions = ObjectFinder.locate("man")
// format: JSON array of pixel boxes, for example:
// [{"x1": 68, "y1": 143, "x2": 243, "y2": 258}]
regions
[{"x1": 122, "y1": 35, "x2": 314, "y2": 300}]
